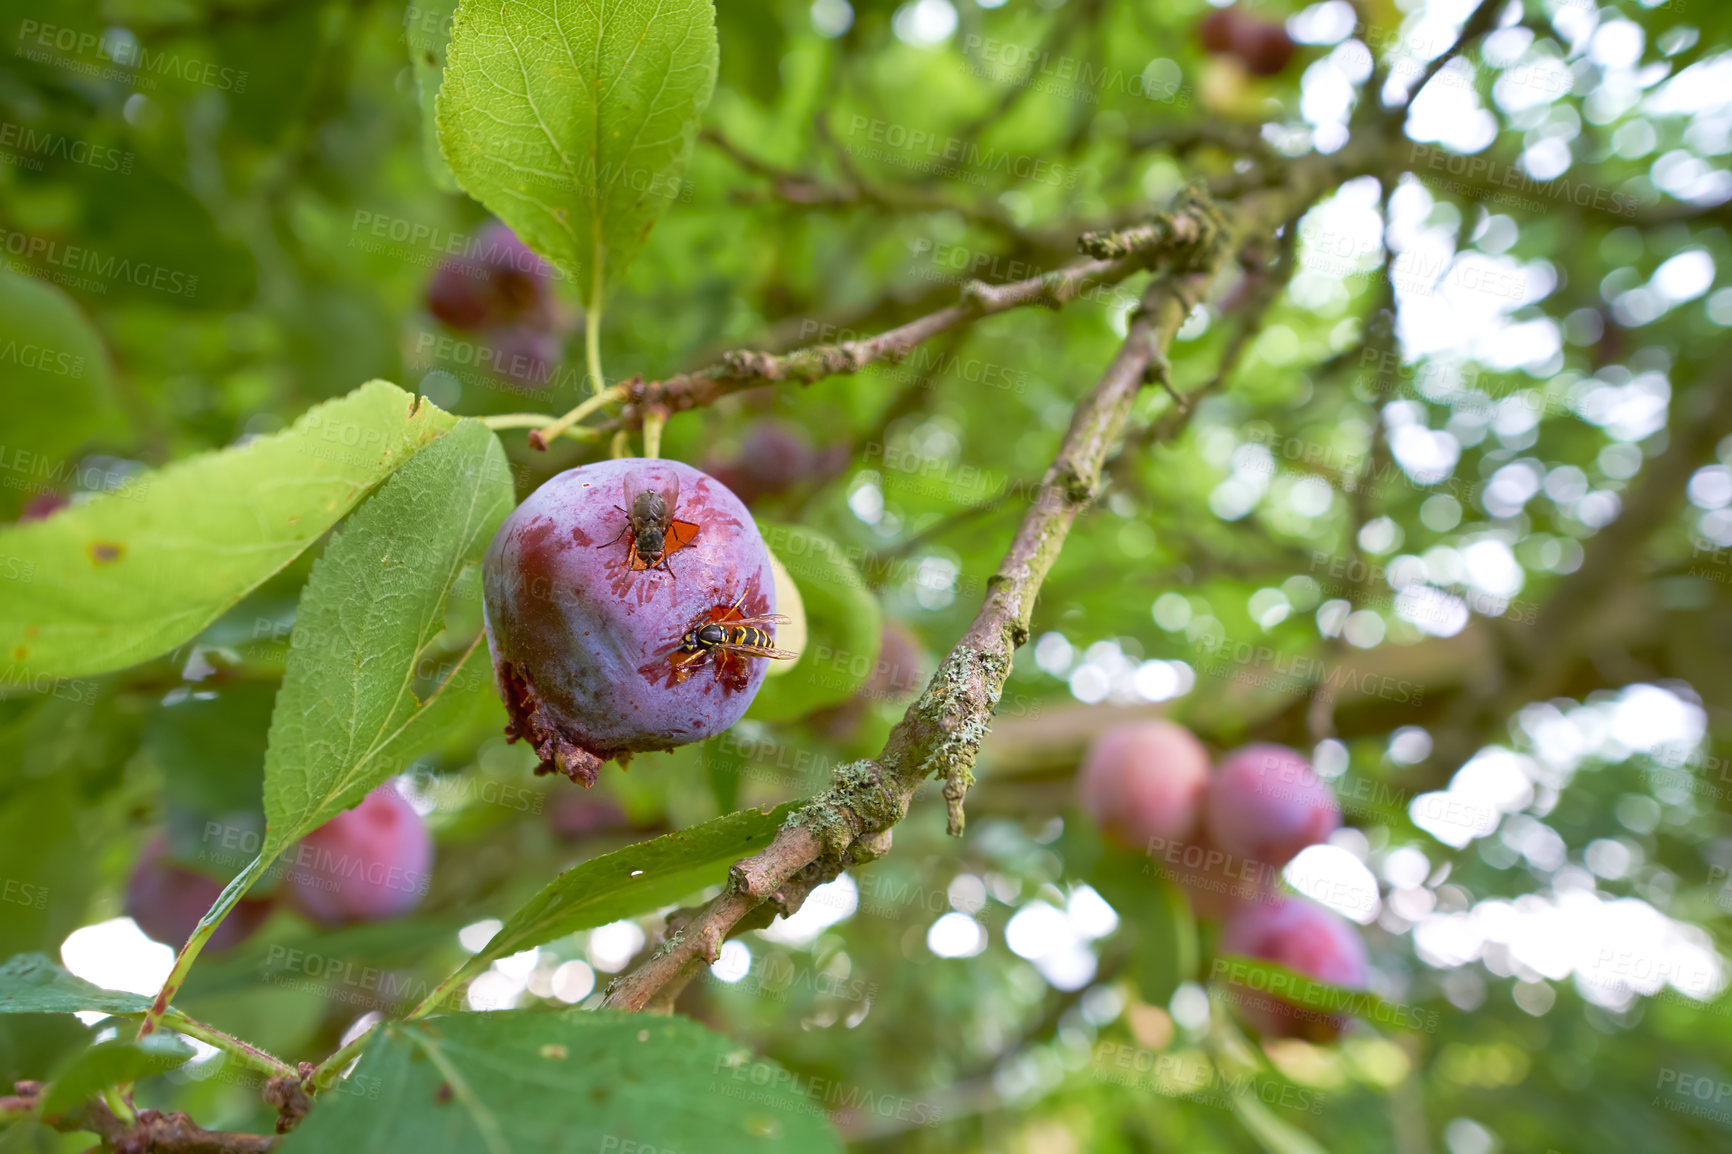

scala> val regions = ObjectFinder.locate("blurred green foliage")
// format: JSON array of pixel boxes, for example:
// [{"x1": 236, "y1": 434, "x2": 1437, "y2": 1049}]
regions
[{"x1": 0, "y1": 0, "x2": 1731, "y2": 1150}]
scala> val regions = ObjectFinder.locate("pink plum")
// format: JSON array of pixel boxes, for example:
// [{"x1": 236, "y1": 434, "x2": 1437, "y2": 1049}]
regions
[
  {"x1": 1079, "y1": 721, "x2": 1211, "y2": 848},
  {"x1": 282, "y1": 787, "x2": 433, "y2": 927},
  {"x1": 1205, "y1": 744, "x2": 1339, "y2": 872},
  {"x1": 1219, "y1": 897, "x2": 1369, "y2": 1041}
]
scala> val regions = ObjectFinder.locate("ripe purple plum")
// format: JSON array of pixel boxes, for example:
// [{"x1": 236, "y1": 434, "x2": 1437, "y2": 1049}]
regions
[
  {"x1": 482, "y1": 459, "x2": 779, "y2": 785},
  {"x1": 1197, "y1": 8, "x2": 1240, "y2": 54},
  {"x1": 426, "y1": 222, "x2": 555, "y2": 332},
  {"x1": 548, "y1": 792, "x2": 641, "y2": 842},
  {"x1": 1078, "y1": 721, "x2": 1210, "y2": 848},
  {"x1": 126, "y1": 839, "x2": 274, "y2": 953},
  {"x1": 703, "y1": 419, "x2": 846, "y2": 506},
  {"x1": 283, "y1": 787, "x2": 433, "y2": 928},
  {"x1": 1205, "y1": 744, "x2": 1339, "y2": 872},
  {"x1": 1219, "y1": 897, "x2": 1369, "y2": 1041},
  {"x1": 485, "y1": 323, "x2": 563, "y2": 388},
  {"x1": 1236, "y1": 18, "x2": 1297, "y2": 76}
]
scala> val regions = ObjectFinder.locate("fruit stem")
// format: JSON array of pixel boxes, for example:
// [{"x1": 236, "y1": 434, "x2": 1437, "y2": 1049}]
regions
[
  {"x1": 159, "y1": 1010, "x2": 296, "y2": 1079},
  {"x1": 136, "y1": 853, "x2": 272, "y2": 1040},
  {"x1": 102, "y1": 1086, "x2": 137, "y2": 1126},
  {"x1": 610, "y1": 430, "x2": 629, "y2": 458},
  {"x1": 642, "y1": 410, "x2": 665, "y2": 459}
]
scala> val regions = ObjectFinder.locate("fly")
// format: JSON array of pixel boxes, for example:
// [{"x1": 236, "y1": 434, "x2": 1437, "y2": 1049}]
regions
[{"x1": 602, "y1": 474, "x2": 700, "y2": 576}]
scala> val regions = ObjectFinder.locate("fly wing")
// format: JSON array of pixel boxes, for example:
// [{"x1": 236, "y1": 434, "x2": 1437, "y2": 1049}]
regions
[{"x1": 662, "y1": 518, "x2": 701, "y2": 556}]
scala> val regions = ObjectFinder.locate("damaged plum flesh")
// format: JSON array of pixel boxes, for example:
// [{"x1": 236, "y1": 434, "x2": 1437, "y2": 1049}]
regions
[{"x1": 482, "y1": 458, "x2": 778, "y2": 785}]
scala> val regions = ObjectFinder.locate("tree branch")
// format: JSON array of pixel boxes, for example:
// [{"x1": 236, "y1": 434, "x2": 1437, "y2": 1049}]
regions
[
  {"x1": 596, "y1": 252, "x2": 1148, "y2": 434},
  {"x1": 598, "y1": 191, "x2": 1250, "y2": 1013},
  {"x1": 42, "y1": 1096, "x2": 278, "y2": 1153},
  {"x1": 702, "y1": 127, "x2": 1047, "y2": 249},
  {"x1": 1400, "y1": 0, "x2": 1502, "y2": 106}
]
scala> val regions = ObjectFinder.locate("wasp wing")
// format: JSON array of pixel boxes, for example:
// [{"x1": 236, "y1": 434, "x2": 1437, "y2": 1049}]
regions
[
  {"x1": 708, "y1": 640, "x2": 800, "y2": 661},
  {"x1": 721, "y1": 613, "x2": 790, "y2": 629}
]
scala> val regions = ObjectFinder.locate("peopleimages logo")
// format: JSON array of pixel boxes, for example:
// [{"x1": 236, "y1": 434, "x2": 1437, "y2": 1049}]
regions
[
  {"x1": 17, "y1": 21, "x2": 248, "y2": 93},
  {"x1": 844, "y1": 116, "x2": 1080, "y2": 189},
  {"x1": 1407, "y1": 144, "x2": 1640, "y2": 218},
  {"x1": 0, "y1": 227, "x2": 197, "y2": 297}
]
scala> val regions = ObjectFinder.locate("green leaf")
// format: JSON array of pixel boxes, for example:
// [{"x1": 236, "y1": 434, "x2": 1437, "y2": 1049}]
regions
[
  {"x1": 1230, "y1": 1091, "x2": 1331, "y2": 1154},
  {"x1": 0, "y1": 954, "x2": 149, "y2": 1017},
  {"x1": 0, "y1": 265, "x2": 116, "y2": 522},
  {"x1": 0, "y1": 1015, "x2": 92, "y2": 1095},
  {"x1": 282, "y1": 1012, "x2": 841, "y2": 1154},
  {"x1": 40, "y1": 1033, "x2": 194, "y2": 1116},
  {"x1": 0, "y1": 381, "x2": 456, "y2": 681},
  {"x1": 261, "y1": 419, "x2": 513, "y2": 858},
  {"x1": 1210, "y1": 955, "x2": 1435, "y2": 1034},
  {"x1": 0, "y1": 783, "x2": 94, "y2": 962},
  {"x1": 465, "y1": 803, "x2": 795, "y2": 972},
  {"x1": 407, "y1": 0, "x2": 463, "y2": 191},
  {"x1": 1099, "y1": 851, "x2": 1197, "y2": 1007},
  {"x1": 748, "y1": 524, "x2": 882, "y2": 722},
  {"x1": 436, "y1": 0, "x2": 719, "y2": 304},
  {"x1": 144, "y1": 681, "x2": 276, "y2": 818}
]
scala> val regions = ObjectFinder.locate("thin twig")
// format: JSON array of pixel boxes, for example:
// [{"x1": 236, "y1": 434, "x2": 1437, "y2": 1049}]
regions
[
  {"x1": 595, "y1": 253, "x2": 1150, "y2": 434},
  {"x1": 1402, "y1": 0, "x2": 1502, "y2": 105}
]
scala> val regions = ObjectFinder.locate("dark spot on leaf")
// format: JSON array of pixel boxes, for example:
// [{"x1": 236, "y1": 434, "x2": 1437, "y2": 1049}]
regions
[
  {"x1": 589, "y1": 1085, "x2": 611, "y2": 1104},
  {"x1": 88, "y1": 541, "x2": 123, "y2": 564},
  {"x1": 435, "y1": 1082, "x2": 453, "y2": 1104}
]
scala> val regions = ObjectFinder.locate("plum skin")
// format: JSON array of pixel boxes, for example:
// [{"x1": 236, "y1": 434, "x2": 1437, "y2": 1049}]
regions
[
  {"x1": 1219, "y1": 897, "x2": 1369, "y2": 1040},
  {"x1": 1236, "y1": 20, "x2": 1297, "y2": 76},
  {"x1": 1205, "y1": 743, "x2": 1340, "y2": 873},
  {"x1": 282, "y1": 786, "x2": 433, "y2": 928},
  {"x1": 126, "y1": 838, "x2": 274, "y2": 952},
  {"x1": 482, "y1": 458, "x2": 777, "y2": 784},
  {"x1": 1079, "y1": 721, "x2": 1210, "y2": 848},
  {"x1": 426, "y1": 222, "x2": 554, "y2": 332},
  {"x1": 1197, "y1": 8, "x2": 1239, "y2": 53}
]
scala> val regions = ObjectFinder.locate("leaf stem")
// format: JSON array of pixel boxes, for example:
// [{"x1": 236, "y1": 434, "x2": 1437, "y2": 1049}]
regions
[
  {"x1": 137, "y1": 854, "x2": 273, "y2": 1039},
  {"x1": 641, "y1": 411, "x2": 665, "y2": 459},
  {"x1": 307, "y1": 1023, "x2": 377, "y2": 1092},
  {"x1": 480, "y1": 413, "x2": 599, "y2": 441},
  {"x1": 609, "y1": 430, "x2": 629, "y2": 458},
  {"x1": 159, "y1": 1010, "x2": 296, "y2": 1080},
  {"x1": 405, "y1": 962, "x2": 470, "y2": 1022},
  {"x1": 584, "y1": 273, "x2": 605, "y2": 398},
  {"x1": 516, "y1": 384, "x2": 629, "y2": 450}
]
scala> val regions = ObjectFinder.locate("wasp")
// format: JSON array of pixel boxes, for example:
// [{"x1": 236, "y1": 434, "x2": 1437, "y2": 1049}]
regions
[
  {"x1": 667, "y1": 593, "x2": 798, "y2": 688},
  {"x1": 602, "y1": 474, "x2": 700, "y2": 576}
]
